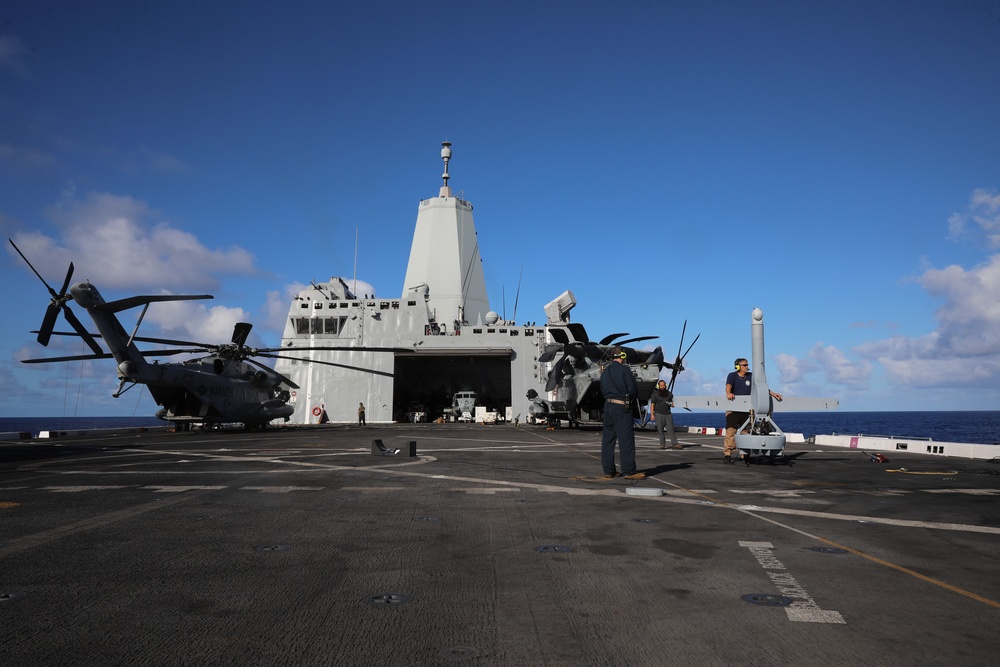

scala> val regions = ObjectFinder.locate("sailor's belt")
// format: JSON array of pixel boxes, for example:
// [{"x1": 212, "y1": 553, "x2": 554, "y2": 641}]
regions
[{"x1": 605, "y1": 399, "x2": 626, "y2": 405}]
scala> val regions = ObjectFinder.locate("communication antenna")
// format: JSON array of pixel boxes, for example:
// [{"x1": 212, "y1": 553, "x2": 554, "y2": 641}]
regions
[{"x1": 440, "y1": 141, "x2": 453, "y2": 197}]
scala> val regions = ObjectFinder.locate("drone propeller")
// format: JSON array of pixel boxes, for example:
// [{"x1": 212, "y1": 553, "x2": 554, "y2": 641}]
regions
[{"x1": 9, "y1": 239, "x2": 103, "y2": 355}]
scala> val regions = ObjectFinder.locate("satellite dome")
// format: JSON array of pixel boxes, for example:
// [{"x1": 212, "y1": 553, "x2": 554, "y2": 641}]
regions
[{"x1": 485, "y1": 311, "x2": 499, "y2": 325}]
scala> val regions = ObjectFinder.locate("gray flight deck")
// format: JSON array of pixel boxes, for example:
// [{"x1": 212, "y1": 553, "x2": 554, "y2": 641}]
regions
[{"x1": 1, "y1": 424, "x2": 998, "y2": 666}]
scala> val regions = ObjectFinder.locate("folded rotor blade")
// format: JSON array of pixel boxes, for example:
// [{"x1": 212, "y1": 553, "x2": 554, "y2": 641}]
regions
[
  {"x1": 232, "y1": 322, "x2": 253, "y2": 347},
  {"x1": 598, "y1": 332, "x2": 629, "y2": 345},
  {"x1": 37, "y1": 304, "x2": 60, "y2": 346},
  {"x1": 61, "y1": 303, "x2": 104, "y2": 355},
  {"x1": 58, "y1": 262, "x2": 75, "y2": 297},
  {"x1": 538, "y1": 345, "x2": 563, "y2": 363},
  {"x1": 256, "y1": 352, "x2": 395, "y2": 378},
  {"x1": 21, "y1": 352, "x2": 114, "y2": 364},
  {"x1": 244, "y1": 356, "x2": 299, "y2": 389},
  {"x1": 615, "y1": 335, "x2": 658, "y2": 346}
]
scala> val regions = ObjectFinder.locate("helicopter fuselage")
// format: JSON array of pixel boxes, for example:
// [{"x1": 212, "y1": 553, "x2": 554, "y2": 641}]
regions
[{"x1": 69, "y1": 280, "x2": 292, "y2": 427}]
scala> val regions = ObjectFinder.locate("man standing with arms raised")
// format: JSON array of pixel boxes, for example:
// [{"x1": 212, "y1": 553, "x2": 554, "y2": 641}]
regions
[{"x1": 600, "y1": 346, "x2": 645, "y2": 480}]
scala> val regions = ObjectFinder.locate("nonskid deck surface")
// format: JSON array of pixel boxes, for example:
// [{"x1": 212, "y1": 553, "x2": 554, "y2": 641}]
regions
[{"x1": 1, "y1": 425, "x2": 998, "y2": 666}]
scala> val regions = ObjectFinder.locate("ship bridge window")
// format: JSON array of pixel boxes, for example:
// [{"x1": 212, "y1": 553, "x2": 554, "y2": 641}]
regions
[
  {"x1": 380, "y1": 302, "x2": 390, "y2": 310},
  {"x1": 407, "y1": 300, "x2": 416, "y2": 306},
  {"x1": 499, "y1": 328, "x2": 507, "y2": 334},
  {"x1": 392, "y1": 301, "x2": 400, "y2": 309},
  {"x1": 314, "y1": 303, "x2": 323, "y2": 309},
  {"x1": 330, "y1": 317, "x2": 348, "y2": 334},
  {"x1": 487, "y1": 328, "x2": 495, "y2": 334},
  {"x1": 300, "y1": 302, "x2": 310, "y2": 309},
  {"x1": 294, "y1": 317, "x2": 348, "y2": 335},
  {"x1": 473, "y1": 328, "x2": 483, "y2": 334},
  {"x1": 509, "y1": 329, "x2": 519, "y2": 336},
  {"x1": 525, "y1": 329, "x2": 535, "y2": 336},
  {"x1": 339, "y1": 302, "x2": 348, "y2": 308}
]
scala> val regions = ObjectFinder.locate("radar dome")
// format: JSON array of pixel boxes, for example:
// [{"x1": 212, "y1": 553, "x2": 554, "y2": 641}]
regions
[{"x1": 485, "y1": 311, "x2": 499, "y2": 325}]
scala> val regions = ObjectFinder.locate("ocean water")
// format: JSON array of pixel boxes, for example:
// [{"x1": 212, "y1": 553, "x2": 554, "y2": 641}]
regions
[
  {"x1": 0, "y1": 416, "x2": 164, "y2": 438},
  {"x1": 1, "y1": 411, "x2": 999, "y2": 444},
  {"x1": 671, "y1": 411, "x2": 1000, "y2": 445}
]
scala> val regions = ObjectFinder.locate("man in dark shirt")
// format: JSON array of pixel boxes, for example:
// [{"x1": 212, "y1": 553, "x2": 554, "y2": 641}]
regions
[
  {"x1": 650, "y1": 380, "x2": 680, "y2": 449},
  {"x1": 724, "y1": 357, "x2": 782, "y2": 463},
  {"x1": 600, "y1": 346, "x2": 645, "y2": 480}
]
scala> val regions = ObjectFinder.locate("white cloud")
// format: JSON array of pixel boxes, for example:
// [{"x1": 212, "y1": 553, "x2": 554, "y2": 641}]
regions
[
  {"x1": 809, "y1": 343, "x2": 872, "y2": 390},
  {"x1": 774, "y1": 351, "x2": 818, "y2": 383},
  {"x1": 346, "y1": 278, "x2": 376, "y2": 298},
  {"x1": 143, "y1": 299, "x2": 252, "y2": 346},
  {"x1": 853, "y1": 253, "x2": 1000, "y2": 391},
  {"x1": 8, "y1": 191, "x2": 259, "y2": 292},
  {"x1": 947, "y1": 188, "x2": 1000, "y2": 247},
  {"x1": 261, "y1": 283, "x2": 307, "y2": 337}
]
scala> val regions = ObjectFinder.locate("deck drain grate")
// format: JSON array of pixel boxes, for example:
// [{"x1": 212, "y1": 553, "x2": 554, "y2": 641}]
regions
[
  {"x1": 364, "y1": 593, "x2": 410, "y2": 605},
  {"x1": 809, "y1": 546, "x2": 848, "y2": 554},
  {"x1": 535, "y1": 545, "x2": 572, "y2": 553},
  {"x1": 438, "y1": 646, "x2": 480, "y2": 661},
  {"x1": 742, "y1": 594, "x2": 793, "y2": 607},
  {"x1": 257, "y1": 545, "x2": 290, "y2": 552}
]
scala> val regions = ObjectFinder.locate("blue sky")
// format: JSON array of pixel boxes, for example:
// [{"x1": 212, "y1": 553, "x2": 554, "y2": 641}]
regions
[{"x1": 2, "y1": 0, "x2": 999, "y2": 418}]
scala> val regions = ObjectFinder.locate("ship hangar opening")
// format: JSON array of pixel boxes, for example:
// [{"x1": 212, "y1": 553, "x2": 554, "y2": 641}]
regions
[{"x1": 392, "y1": 350, "x2": 512, "y2": 421}]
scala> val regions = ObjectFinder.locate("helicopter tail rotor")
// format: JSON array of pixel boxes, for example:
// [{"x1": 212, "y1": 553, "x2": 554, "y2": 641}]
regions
[{"x1": 10, "y1": 239, "x2": 103, "y2": 355}]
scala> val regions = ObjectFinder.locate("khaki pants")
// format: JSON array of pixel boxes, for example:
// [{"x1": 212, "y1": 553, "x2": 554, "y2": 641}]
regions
[{"x1": 724, "y1": 411, "x2": 750, "y2": 456}]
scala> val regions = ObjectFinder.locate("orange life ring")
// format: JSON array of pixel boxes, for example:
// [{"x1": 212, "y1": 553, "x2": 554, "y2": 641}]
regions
[{"x1": 312, "y1": 406, "x2": 323, "y2": 417}]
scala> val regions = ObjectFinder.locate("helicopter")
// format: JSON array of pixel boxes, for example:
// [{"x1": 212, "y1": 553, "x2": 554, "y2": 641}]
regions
[
  {"x1": 526, "y1": 321, "x2": 696, "y2": 427},
  {"x1": 10, "y1": 239, "x2": 399, "y2": 431}
]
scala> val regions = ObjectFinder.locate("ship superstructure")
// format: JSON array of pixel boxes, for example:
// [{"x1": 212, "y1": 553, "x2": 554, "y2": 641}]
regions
[{"x1": 274, "y1": 143, "x2": 661, "y2": 424}]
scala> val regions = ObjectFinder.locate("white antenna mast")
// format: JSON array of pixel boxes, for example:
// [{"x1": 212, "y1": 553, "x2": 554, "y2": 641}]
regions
[{"x1": 440, "y1": 141, "x2": 453, "y2": 197}]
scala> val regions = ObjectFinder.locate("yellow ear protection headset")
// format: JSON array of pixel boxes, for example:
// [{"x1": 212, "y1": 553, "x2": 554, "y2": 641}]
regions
[
  {"x1": 734, "y1": 358, "x2": 743, "y2": 370},
  {"x1": 619, "y1": 352, "x2": 627, "y2": 360}
]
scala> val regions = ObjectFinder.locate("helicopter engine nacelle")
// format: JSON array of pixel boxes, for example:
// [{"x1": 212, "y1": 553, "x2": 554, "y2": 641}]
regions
[{"x1": 253, "y1": 370, "x2": 269, "y2": 384}]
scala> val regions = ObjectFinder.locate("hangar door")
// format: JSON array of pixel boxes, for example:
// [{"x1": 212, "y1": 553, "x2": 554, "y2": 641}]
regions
[{"x1": 392, "y1": 350, "x2": 511, "y2": 421}]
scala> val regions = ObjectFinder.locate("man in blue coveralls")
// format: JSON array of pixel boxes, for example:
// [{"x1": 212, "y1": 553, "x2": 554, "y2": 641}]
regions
[{"x1": 600, "y1": 346, "x2": 645, "y2": 480}]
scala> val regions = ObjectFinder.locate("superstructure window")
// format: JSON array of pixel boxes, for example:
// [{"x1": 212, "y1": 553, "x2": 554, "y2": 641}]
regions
[{"x1": 293, "y1": 317, "x2": 347, "y2": 335}]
